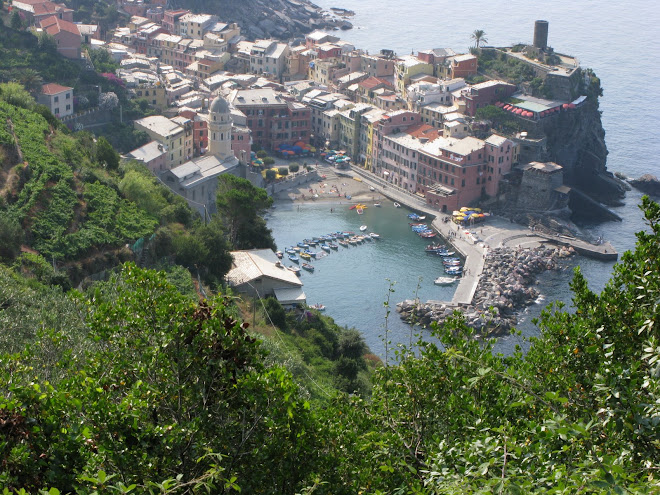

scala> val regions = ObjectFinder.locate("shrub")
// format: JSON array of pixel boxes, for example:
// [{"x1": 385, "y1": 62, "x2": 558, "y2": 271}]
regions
[
  {"x1": 262, "y1": 157, "x2": 275, "y2": 166},
  {"x1": 277, "y1": 167, "x2": 288, "y2": 176},
  {"x1": 256, "y1": 150, "x2": 268, "y2": 158},
  {"x1": 289, "y1": 163, "x2": 300, "y2": 173},
  {"x1": 265, "y1": 169, "x2": 277, "y2": 182}
]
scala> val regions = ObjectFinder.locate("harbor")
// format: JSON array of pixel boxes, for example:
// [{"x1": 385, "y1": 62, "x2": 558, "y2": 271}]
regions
[{"x1": 268, "y1": 161, "x2": 618, "y2": 353}]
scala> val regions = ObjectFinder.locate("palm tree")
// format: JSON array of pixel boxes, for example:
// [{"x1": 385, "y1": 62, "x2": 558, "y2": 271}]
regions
[
  {"x1": 16, "y1": 69, "x2": 43, "y2": 95},
  {"x1": 471, "y1": 29, "x2": 488, "y2": 49}
]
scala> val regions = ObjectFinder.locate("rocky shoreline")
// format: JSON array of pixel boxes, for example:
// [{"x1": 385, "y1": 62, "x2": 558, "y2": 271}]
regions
[
  {"x1": 204, "y1": 0, "x2": 352, "y2": 41},
  {"x1": 396, "y1": 245, "x2": 575, "y2": 336}
]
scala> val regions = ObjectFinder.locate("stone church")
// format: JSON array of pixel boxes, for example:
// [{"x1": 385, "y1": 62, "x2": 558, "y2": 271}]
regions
[{"x1": 162, "y1": 94, "x2": 241, "y2": 218}]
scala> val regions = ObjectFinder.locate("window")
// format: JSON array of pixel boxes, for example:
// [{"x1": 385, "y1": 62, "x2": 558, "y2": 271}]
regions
[
  {"x1": 461, "y1": 179, "x2": 465, "y2": 187},
  {"x1": 54, "y1": 107, "x2": 59, "y2": 114},
  {"x1": 54, "y1": 96, "x2": 59, "y2": 103},
  {"x1": 66, "y1": 104, "x2": 71, "y2": 111},
  {"x1": 66, "y1": 93, "x2": 70, "y2": 99}
]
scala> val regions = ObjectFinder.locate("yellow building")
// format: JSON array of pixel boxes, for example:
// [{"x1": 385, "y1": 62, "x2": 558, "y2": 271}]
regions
[
  {"x1": 134, "y1": 83, "x2": 167, "y2": 110},
  {"x1": 134, "y1": 115, "x2": 186, "y2": 168},
  {"x1": 394, "y1": 56, "x2": 433, "y2": 96}
]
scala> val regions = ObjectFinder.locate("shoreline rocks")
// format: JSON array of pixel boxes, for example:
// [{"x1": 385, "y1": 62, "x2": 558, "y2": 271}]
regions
[
  {"x1": 628, "y1": 174, "x2": 660, "y2": 196},
  {"x1": 396, "y1": 245, "x2": 575, "y2": 336}
]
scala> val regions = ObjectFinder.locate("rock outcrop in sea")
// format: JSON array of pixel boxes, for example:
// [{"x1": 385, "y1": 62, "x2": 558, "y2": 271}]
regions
[
  {"x1": 628, "y1": 174, "x2": 660, "y2": 196},
  {"x1": 178, "y1": 0, "x2": 351, "y2": 40},
  {"x1": 396, "y1": 246, "x2": 575, "y2": 336}
]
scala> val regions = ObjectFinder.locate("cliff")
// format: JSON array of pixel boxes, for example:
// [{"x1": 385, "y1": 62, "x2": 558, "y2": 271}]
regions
[
  {"x1": 173, "y1": 0, "x2": 351, "y2": 40},
  {"x1": 540, "y1": 78, "x2": 626, "y2": 206}
]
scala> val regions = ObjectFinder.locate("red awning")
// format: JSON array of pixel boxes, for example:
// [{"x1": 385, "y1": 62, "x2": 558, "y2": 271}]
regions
[
  {"x1": 562, "y1": 103, "x2": 569, "y2": 109},
  {"x1": 503, "y1": 105, "x2": 511, "y2": 110},
  {"x1": 568, "y1": 103, "x2": 576, "y2": 109}
]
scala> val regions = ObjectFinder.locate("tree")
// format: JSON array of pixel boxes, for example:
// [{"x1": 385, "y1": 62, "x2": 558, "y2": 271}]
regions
[
  {"x1": 0, "y1": 216, "x2": 23, "y2": 260},
  {"x1": 15, "y1": 69, "x2": 43, "y2": 95},
  {"x1": 95, "y1": 136, "x2": 119, "y2": 169},
  {"x1": 289, "y1": 163, "x2": 300, "y2": 173},
  {"x1": 278, "y1": 167, "x2": 289, "y2": 176},
  {"x1": 265, "y1": 168, "x2": 277, "y2": 181},
  {"x1": 0, "y1": 82, "x2": 34, "y2": 109},
  {"x1": 263, "y1": 156, "x2": 275, "y2": 166},
  {"x1": 471, "y1": 29, "x2": 487, "y2": 49},
  {"x1": 215, "y1": 174, "x2": 275, "y2": 250},
  {"x1": 10, "y1": 10, "x2": 22, "y2": 30},
  {"x1": 98, "y1": 91, "x2": 118, "y2": 111},
  {"x1": 196, "y1": 216, "x2": 233, "y2": 282}
]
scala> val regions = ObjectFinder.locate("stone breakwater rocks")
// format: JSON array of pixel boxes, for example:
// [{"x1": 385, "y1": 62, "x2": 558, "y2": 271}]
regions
[{"x1": 396, "y1": 246, "x2": 575, "y2": 337}]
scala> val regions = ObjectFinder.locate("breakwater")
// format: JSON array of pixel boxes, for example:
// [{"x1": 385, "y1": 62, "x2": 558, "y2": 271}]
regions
[{"x1": 396, "y1": 245, "x2": 575, "y2": 335}]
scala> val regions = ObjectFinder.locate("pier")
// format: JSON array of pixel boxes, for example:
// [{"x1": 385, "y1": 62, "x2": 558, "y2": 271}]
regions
[{"x1": 349, "y1": 165, "x2": 617, "y2": 308}]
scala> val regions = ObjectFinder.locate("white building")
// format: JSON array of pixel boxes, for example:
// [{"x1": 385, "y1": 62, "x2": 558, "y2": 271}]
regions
[
  {"x1": 38, "y1": 83, "x2": 73, "y2": 118},
  {"x1": 249, "y1": 40, "x2": 290, "y2": 80},
  {"x1": 226, "y1": 249, "x2": 306, "y2": 309}
]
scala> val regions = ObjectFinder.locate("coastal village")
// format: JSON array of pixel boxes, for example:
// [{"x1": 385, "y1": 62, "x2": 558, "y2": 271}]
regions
[{"x1": 7, "y1": 0, "x2": 617, "y2": 330}]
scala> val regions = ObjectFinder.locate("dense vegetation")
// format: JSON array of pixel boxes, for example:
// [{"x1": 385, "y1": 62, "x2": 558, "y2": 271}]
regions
[{"x1": 1, "y1": 197, "x2": 658, "y2": 493}]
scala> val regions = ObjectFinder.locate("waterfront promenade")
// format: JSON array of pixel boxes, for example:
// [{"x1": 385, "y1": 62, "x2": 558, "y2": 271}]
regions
[{"x1": 348, "y1": 165, "x2": 617, "y2": 308}]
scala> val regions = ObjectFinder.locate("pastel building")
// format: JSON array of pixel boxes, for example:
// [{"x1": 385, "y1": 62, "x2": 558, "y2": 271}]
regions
[
  {"x1": 40, "y1": 15, "x2": 81, "y2": 59},
  {"x1": 38, "y1": 83, "x2": 73, "y2": 117},
  {"x1": 229, "y1": 88, "x2": 311, "y2": 150},
  {"x1": 134, "y1": 115, "x2": 187, "y2": 168}
]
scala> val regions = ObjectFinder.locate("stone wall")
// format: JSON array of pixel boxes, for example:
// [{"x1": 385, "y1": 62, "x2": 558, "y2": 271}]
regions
[{"x1": 269, "y1": 169, "x2": 319, "y2": 195}]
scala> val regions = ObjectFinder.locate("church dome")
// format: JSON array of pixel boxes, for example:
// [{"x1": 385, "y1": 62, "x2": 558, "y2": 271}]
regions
[{"x1": 209, "y1": 95, "x2": 230, "y2": 114}]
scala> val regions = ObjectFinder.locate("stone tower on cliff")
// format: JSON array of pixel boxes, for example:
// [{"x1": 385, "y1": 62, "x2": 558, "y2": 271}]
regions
[{"x1": 208, "y1": 94, "x2": 233, "y2": 160}]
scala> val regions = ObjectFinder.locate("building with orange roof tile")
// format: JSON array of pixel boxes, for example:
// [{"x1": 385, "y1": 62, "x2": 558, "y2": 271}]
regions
[
  {"x1": 40, "y1": 15, "x2": 81, "y2": 59},
  {"x1": 38, "y1": 83, "x2": 74, "y2": 117}
]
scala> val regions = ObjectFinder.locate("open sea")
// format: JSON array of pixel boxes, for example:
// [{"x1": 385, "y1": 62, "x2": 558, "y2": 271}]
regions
[{"x1": 268, "y1": 0, "x2": 660, "y2": 357}]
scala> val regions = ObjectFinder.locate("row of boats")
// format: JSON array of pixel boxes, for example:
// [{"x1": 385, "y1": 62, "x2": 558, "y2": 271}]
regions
[
  {"x1": 402, "y1": 211, "x2": 464, "y2": 286},
  {"x1": 277, "y1": 231, "x2": 381, "y2": 275}
]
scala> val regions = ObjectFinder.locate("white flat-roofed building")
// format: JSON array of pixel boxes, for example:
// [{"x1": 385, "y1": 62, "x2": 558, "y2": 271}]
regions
[{"x1": 226, "y1": 249, "x2": 306, "y2": 308}]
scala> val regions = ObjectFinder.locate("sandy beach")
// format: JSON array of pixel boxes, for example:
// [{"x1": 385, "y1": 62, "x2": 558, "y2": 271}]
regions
[{"x1": 272, "y1": 165, "x2": 386, "y2": 206}]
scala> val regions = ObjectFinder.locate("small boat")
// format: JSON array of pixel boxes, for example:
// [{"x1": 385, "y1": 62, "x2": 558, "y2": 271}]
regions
[
  {"x1": 434, "y1": 276, "x2": 458, "y2": 286},
  {"x1": 285, "y1": 247, "x2": 296, "y2": 254},
  {"x1": 310, "y1": 303, "x2": 325, "y2": 311},
  {"x1": 289, "y1": 254, "x2": 299, "y2": 263},
  {"x1": 300, "y1": 252, "x2": 312, "y2": 260},
  {"x1": 328, "y1": 242, "x2": 339, "y2": 249},
  {"x1": 436, "y1": 251, "x2": 455, "y2": 257},
  {"x1": 297, "y1": 242, "x2": 309, "y2": 249},
  {"x1": 276, "y1": 251, "x2": 283, "y2": 259},
  {"x1": 348, "y1": 238, "x2": 358, "y2": 245},
  {"x1": 369, "y1": 233, "x2": 380, "y2": 239},
  {"x1": 425, "y1": 244, "x2": 445, "y2": 253},
  {"x1": 356, "y1": 207, "x2": 364, "y2": 215},
  {"x1": 302, "y1": 263, "x2": 315, "y2": 272},
  {"x1": 338, "y1": 240, "x2": 349, "y2": 247},
  {"x1": 445, "y1": 267, "x2": 463, "y2": 275},
  {"x1": 369, "y1": 186, "x2": 375, "y2": 191},
  {"x1": 321, "y1": 245, "x2": 331, "y2": 252},
  {"x1": 288, "y1": 266, "x2": 301, "y2": 276},
  {"x1": 393, "y1": 202, "x2": 401, "y2": 208},
  {"x1": 304, "y1": 249, "x2": 317, "y2": 258},
  {"x1": 374, "y1": 203, "x2": 381, "y2": 207},
  {"x1": 359, "y1": 225, "x2": 367, "y2": 232}
]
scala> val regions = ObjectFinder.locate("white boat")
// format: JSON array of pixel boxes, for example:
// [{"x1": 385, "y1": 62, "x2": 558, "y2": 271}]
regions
[
  {"x1": 359, "y1": 225, "x2": 367, "y2": 231},
  {"x1": 369, "y1": 232, "x2": 380, "y2": 239},
  {"x1": 434, "y1": 276, "x2": 458, "y2": 286},
  {"x1": 374, "y1": 203, "x2": 382, "y2": 207},
  {"x1": 393, "y1": 202, "x2": 401, "y2": 208},
  {"x1": 369, "y1": 186, "x2": 376, "y2": 191},
  {"x1": 310, "y1": 303, "x2": 326, "y2": 311},
  {"x1": 287, "y1": 266, "x2": 301, "y2": 276}
]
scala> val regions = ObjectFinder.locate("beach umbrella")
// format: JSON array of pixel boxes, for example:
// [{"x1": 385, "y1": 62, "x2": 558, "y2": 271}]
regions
[
  {"x1": 568, "y1": 103, "x2": 576, "y2": 109},
  {"x1": 562, "y1": 103, "x2": 569, "y2": 109}
]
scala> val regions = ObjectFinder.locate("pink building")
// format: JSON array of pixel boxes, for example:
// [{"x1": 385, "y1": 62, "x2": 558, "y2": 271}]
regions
[
  {"x1": 40, "y1": 15, "x2": 81, "y2": 59},
  {"x1": 418, "y1": 134, "x2": 515, "y2": 212},
  {"x1": 127, "y1": 141, "x2": 167, "y2": 173},
  {"x1": 450, "y1": 54, "x2": 478, "y2": 79},
  {"x1": 454, "y1": 80, "x2": 516, "y2": 116},
  {"x1": 162, "y1": 9, "x2": 190, "y2": 34}
]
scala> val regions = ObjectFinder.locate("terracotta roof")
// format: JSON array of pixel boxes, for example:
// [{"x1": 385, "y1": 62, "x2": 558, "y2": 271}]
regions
[
  {"x1": 13, "y1": 0, "x2": 50, "y2": 5},
  {"x1": 33, "y1": 1, "x2": 71, "y2": 16},
  {"x1": 40, "y1": 15, "x2": 80, "y2": 36},
  {"x1": 41, "y1": 83, "x2": 73, "y2": 95},
  {"x1": 358, "y1": 76, "x2": 392, "y2": 90},
  {"x1": 406, "y1": 123, "x2": 441, "y2": 141}
]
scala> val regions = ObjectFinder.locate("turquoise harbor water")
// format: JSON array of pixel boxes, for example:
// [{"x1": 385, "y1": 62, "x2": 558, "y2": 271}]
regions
[
  {"x1": 267, "y1": 201, "x2": 452, "y2": 356},
  {"x1": 268, "y1": 0, "x2": 659, "y2": 356}
]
